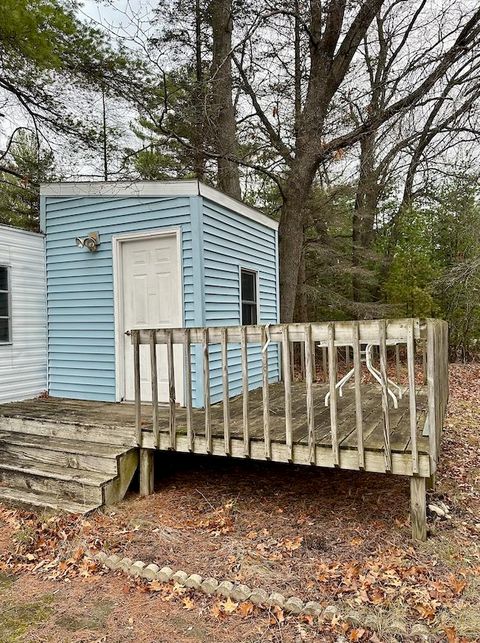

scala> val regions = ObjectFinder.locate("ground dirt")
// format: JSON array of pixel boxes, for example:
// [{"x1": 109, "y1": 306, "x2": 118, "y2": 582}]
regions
[{"x1": 0, "y1": 364, "x2": 479, "y2": 642}]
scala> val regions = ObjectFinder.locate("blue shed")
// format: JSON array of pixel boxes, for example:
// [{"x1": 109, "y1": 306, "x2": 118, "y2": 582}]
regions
[{"x1": 39, "y1": 180, "x2": 280, "y2": 407}]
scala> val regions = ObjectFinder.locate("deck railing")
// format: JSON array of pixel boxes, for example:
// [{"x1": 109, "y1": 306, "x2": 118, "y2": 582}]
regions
[{"x1": 131, "y1": 318, "x2": 448, "y2": 476}]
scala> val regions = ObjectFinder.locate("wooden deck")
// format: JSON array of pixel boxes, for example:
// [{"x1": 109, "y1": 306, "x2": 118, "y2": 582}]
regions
[
  {"x1": 0, "y1": 382, "x2": 429, "y2": 476},
  {"x1": 0, "y1": 318, "x2": 448, "y2": 540}
]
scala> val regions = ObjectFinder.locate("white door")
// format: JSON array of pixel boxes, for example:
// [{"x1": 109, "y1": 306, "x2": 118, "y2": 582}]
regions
[{"x1": 121, "y1": 234, "x2": 183, "y2": 403}]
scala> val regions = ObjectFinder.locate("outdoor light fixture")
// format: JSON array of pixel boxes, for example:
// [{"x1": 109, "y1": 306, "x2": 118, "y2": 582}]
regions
[{"x1": 75, "y1": 232, "x2": 100, "y2": 252}]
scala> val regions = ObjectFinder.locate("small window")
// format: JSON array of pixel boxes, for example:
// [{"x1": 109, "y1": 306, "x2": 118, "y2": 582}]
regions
[
  {"x1": 241, "y1": 269, "x2": 258, "y2": 325},
  {"x1": 0, "y1": 266, "x2": 10, "y2": 343}
]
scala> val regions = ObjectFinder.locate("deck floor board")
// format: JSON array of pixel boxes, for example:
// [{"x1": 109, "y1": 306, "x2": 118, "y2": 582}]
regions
[{"x1": 0, "y1": 383, "x2": 428, "y2": 457}]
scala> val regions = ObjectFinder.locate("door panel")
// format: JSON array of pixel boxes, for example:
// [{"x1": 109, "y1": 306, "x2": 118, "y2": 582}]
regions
[{"x1": 121, "y1": 234, "x2": 183, "y2": 403}]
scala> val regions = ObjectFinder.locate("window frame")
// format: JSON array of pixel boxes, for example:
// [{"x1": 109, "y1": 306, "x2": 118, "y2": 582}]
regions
[
  {"x1": 240, "y1": 267, "x2": 259, "y2": 326},
  {"x1": 0, "y1": 265, "x2": 11, "y2": 345}
]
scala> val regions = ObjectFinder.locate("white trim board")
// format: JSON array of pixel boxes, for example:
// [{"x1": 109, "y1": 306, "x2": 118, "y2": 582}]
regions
[
  {"x1": 39, "y1": 180, "x2": 279, "y2": 231},
  {"x1": 112, "y1": 228, "x2": 185, "y2": 404},
  {"x1": 0, "y1": 224, "x2": 44, "y2": 238}
]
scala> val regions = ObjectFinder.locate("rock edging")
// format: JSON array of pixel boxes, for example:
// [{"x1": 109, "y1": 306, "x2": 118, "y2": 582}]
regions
[{"x1": 92, "y1": 551, "x2": 434, "y2": 640}]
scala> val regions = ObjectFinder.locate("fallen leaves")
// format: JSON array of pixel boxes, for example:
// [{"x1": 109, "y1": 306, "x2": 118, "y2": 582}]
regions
[
  {"x1": 221, "y1": 597, "x2": 238, "y2": 614},
  {"x1": 210, "y1": 598, "x2": 256, "y2": 620}
]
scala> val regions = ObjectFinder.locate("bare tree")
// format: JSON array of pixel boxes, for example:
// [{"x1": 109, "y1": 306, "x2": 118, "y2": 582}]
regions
[
  {"x1": 233, "y1": 1, "x2": 480, "y2": 320},
  {"x1": 207, "y1": 0, "x2": 242, "y2": 198}
]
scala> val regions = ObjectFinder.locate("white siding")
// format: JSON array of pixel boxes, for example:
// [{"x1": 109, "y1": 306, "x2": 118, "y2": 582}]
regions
[{"x1": 0, "y1": 225, "x2": 47, "y2": 402}]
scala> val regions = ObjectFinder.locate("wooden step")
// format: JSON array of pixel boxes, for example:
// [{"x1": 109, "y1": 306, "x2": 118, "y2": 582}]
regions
[
  {"x1": 0, "y1": 456, "x2": 110, "y2": 505},
  {"x1": 0, "y1": 432, "x2": 127, "y2": 474},
  {"x1": 0, "y1": 416, "x2": 137, "y2": 447},
  {"x1": 0, "y1": 486, "x2": 99, "y2": 514}
]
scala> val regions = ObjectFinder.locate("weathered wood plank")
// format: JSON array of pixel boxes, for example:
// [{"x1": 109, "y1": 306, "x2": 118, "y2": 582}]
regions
[
  {"x1": 327, "y1": 323, "x2": 339, "y2": 466},
  {"x1": 410, "y1": 476, "x2": 427, "y2": 541},
  {"x1": 261, "y1": 325, "x2": 271, "y2": 459},
  {"x1": 139, "y1": 448, "x2": 154, "y2": 496},
  {"x1": 241, "y1": 325, "x2": 250, "y2": 457},
  {"x1": 136, "y1": 319, "x2": 423, "y2": 346},
  {"x1": 352, "y1": 322, "x2": 364, "y2": 469},
  {"x1": 133, "y1": 330, "x2": 142, "y2": 445},
  {"x1": 221, "y1": 327, "x2": 231, "y2": 455},
  {"x1": 203, "y1": 327, "x2": 212, "y2": 454},
  {"x1": 140, "y1": 430, "x2": 432, "y2": 476},
  {"x1": 407, "y1": 320, "x2": 418, "y2": 474},
  {"x1": 304, "y1": 324, "x2": 315, "y2": 464},
  {"x1": 282, "y1": 326, "x2": 293, "y2": 461},
  {"x1": 166, "y1": 329, "x2": 176, "y2": 450},
  {"x1": 378, "y1": 320, "x2": 392, "y2": 472},
  {"x1": 183, "y1": 328, "x2": 194, "y2": 452},
  {"x1": 103, "y1": 449, "x2": 139, "y2": 506},
  {"x1": 149, "y1": 330, "x2": 159, "y2": 448}
]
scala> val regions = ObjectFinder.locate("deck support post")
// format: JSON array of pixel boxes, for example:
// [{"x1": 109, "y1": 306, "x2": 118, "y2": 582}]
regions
[
  {"x1": 426, "y1": 473, "x2": 436, "y2": 491},
  {"x1": 139, "y1": 448, "x2": 154, "y2": 496},
  {"x1": 410, "y1": 476, "x2": 427, "y2": 541}
]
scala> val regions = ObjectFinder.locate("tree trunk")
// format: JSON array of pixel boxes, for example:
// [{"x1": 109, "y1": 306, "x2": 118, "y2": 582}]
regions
[
  {"x1": 209, "y1": 0, "x2": 241, "y2": 199},
  {"x1": 293, "y1": 246, "x2": 307, "y2": 322},
  {"x1": 192, "y1": 0, "x2": 206, "y2": 181},
  {"x1": 279, "y1": 159, "x2": 317, "y2": 322},
  {"x1": 352, "y1": 131, "x2": 379, "y2": 304}
]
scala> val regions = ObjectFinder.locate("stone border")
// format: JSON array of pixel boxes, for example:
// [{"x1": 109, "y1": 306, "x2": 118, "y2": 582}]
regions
[{"x1": 92, "y1": 551, "x2": 433, "y2": 639}]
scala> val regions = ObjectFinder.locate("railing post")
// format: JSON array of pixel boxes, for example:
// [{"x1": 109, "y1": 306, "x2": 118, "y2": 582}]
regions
[
  {"x1": 241, "y1": 325, "x2": 250, "y2": 457},
  {"x1": 261, "y1": 325, "x2": 271, "y2": 460},
  {"x1": 379, "y1": 319, "x2": 392, "y2": 472},
  {"x1": 304, "y1": 324, "x2": 315, "y2": 464},
  {"x1": 352, "y1": 321, "x2": 364, "y2": 469},
  {"x1": 426, "y1": 319, "x2": 438, "y2": 471},
  {"x1": 395, "y1": 344, "x2": 401, "y2": 382},
  {"x1": 221, "y1": 327, "x2": 231, "y2": 456},
  {"x1": 183, "y1": 328, "x2": 194, "y2": 452},
  {"x1": 202, "y1": 327, "x2": 212, "y2": 454},
  {"x1": 407, "y1": 320, "x2": 418, "y2": 474},
  {"x1": 322, "y1": 347, "x2": 328, "y2": 382},
  {"x1": 132, "y1": 330, "x2": 142, "y2": 446},
  {"x1": 166, "y1": 329, "x2": 176, "y2": 450},
  {"x1": 327, "y1": 322, "x2": 339, "y2": 466},
  {"x1": 282, "y1": 325, "x2": 293, "y2": 461},
  {"x1": 149, "y1": 329, "x2": 159, "y2": 448}
]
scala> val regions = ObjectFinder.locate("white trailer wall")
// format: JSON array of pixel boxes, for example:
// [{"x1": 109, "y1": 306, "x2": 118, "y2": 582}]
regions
[{"x1": 0, "y1": 225, "x2": 47, "y2": 402}]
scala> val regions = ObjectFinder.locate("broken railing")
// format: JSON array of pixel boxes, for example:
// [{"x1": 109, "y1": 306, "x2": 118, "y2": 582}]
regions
[{"x1": 131, "y1": 318, "x2": 448, "y2": 475}]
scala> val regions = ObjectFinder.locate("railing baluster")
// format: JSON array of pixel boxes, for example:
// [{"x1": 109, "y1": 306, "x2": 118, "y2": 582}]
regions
[
  {"x1": 352, "y1": 321, "x2": 364, "y2": 469},
  {"x1": 426, "y1": 320, "x2": 437, "y2": 469},
  {"x1": 241, "y1": 325, "x2": 250, "y2": 457},
  {"x1": 304, "y1": 323, "x2": 315, "y2": 464},
  {"x1": 183, "y1": 328, "x2": 193, "y2": 452},
  {"x1": 395, "y1": 344, "x2": 401, "y2": 382},
  {"x1": 133, "y1": 330, "x2": 142, "y2": 445},
  {"x1": 322, "y1": 346, "x2": 328, "y2": 382},
  {"x1": 282, "y1": 325, "x2": 293, "y2": 461},
  {"x1": 300, "y1": 341, "x2": 306, "y2": 379},
  {"x1": 261, "y1": 325, "x2": 271, "y2": 460},
  {"x1": 149, "y1": 329, "x2": 159, "y2": 448},
  {"x1": 379, "y1": 320, "x2": 392, "y2": 472},
  {"x1": 407, "y1": 319, "x2": 418, "y2": 474},
  {"x1": 327, "y1": 322, "x2": 339, "y2": 466},
  {"x1": 203, "y1": 327, "x2": 212, "y2": 454},
  {"x1": 166, "y1": 329, "x2": 176, "y2": 450},
  {"x1": 422, "y1": 339, "x2": 427, "y2": 384},
  {"x1": 221, "y1": 327, "x2": 231, "y2": 455}
]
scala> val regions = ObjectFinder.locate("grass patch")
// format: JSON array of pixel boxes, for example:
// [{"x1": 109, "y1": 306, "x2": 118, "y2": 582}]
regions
[
  {"x1": 0, "y1": 572, "x2": 14, "y2": 593},
  {"x1": 0, "y1": 594, "x2": 54, "y2": 642},
  {"x1": 56, "y1": 599, "x2": 114, "y2": 632}
]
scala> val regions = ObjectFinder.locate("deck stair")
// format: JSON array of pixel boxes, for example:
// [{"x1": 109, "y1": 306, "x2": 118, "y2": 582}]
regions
[{"x1": 0, "y1": 416, "x2": 138, "y2": 514}]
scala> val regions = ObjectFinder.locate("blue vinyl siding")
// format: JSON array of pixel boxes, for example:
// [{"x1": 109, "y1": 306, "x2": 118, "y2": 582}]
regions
[
  {"x1": 200, "y1": 198, "x2": 280, "y2": 405},
  {"x1": 44, "y1": 195, "x2": 194, "y2": 401},
  {"x1": 43, "y1": 190, "x2": 279, "y2": 407}
]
